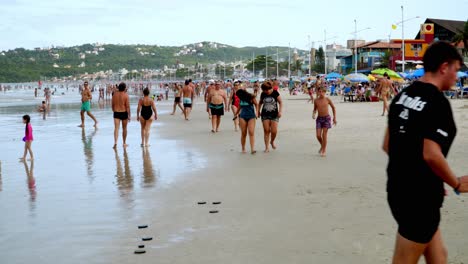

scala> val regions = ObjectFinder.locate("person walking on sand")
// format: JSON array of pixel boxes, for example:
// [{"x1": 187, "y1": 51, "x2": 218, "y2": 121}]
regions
[
  {"x1": 313, "y1": 87, "x2": 337, "y2": 157},
  {"x1": 235, "y1": 89, "x2": 258, "y2": 154},
  {"x1": 377, "y1": 72, "x2": 392, "y2": 116},
  {"x1": 137, "y1": 88, "x2": 158, "y2": 147},
  {"x1": 227, "y1": 81, "x2": 241, "y2": 131},
  {"x1": 78, "y1": 81, "x2": 98, "y2": 128},
  {"x1": 258, "y1": 81, "x2": 283, "y2": 152},
  {"x1": 112, "y1": 82, "x2": 131, "y2": 148},
  {"x1": 20, "y1": 115, "x2": 34, "y2": 161},
  {"x1": 182, "y1": 80, "x2": 194, "y2": 120},
  {"x1": 171, "y1": 84, "x2": 183, "y2": 115},
  {"x1": 382, "y1": 41, "x2": 468, "y2": 264},
  {"x1": 206, "y1": 81, "x2": 228, "y2": 133}
]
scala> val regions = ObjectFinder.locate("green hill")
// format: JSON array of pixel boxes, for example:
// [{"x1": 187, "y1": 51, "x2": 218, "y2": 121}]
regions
[{"x1": 0, "y1": 42, "x2": 305, "y2": 82}]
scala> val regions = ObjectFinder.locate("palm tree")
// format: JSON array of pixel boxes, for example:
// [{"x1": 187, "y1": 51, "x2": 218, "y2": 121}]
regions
[{"x1": 453, "y1": 19, "x2": 468, "y2": 57}]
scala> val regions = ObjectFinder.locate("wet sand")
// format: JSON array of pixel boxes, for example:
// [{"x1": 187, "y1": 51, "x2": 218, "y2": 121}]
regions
[{"x1": 0, "y1": 90, "x2": 467, "y2": 263}]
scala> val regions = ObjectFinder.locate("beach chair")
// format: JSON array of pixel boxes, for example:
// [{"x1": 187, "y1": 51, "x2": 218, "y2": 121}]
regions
[{"x1": 461, "y1": 87, "x2": 468, "y2": 98}]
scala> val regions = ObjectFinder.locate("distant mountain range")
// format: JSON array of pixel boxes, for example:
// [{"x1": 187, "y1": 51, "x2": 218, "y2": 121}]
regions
[{"x1": 0, "y1": 42, "x2": 306, "y2": 82}]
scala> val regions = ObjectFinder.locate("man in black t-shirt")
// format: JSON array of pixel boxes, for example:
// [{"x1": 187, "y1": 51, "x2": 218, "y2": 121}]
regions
[{"x1": 382, "y1": 41, "x2": 468, "y2": 263}]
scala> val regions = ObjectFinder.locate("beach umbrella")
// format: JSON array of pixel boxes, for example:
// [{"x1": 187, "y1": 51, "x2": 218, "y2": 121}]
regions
[
  {"x1": 368, "y1": 74, "x2": 376, "y2": 81},
  {"x1": 371, "y1": 68, "x2": 402, "y2": 79},
  {"x1": 325, "y1": 72, "x2": 342, "y2": 80},
  {"x1": 457, "y1": 71, "x2": 467, "y2": 78},
  {"x1": 410, "y1": 68, "x2": 425, "y2": 78},
  {"x1": 344, "y1": 73, "x2": 369, "y2": 83}
]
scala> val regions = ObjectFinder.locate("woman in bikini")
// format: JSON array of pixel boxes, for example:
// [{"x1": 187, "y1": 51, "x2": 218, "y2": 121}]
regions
[
  {"x1": 235, "y1": 89, "x2": 258, "y2": 154},
  {"x1": 137, "y1": 88, "x2": 158, "y2": 147},
  {"x1": 227, "y1": 81, "x2": 241, "y2": 131}
]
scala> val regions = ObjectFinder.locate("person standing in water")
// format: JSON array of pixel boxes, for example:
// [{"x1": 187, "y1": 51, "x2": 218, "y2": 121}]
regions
[
  {"x1": 112, "y1": 82, "x2": 131, "y2": 148},
  {"x1": 78, "y1": 81, "x2": 98, "y2": 128},
  {"x1": 20, "y1": 115, "x2": 34, "y2": 161},
  {"x1": 258, "y1": 81, "x2": 283, "y2": 152},
  {"x1": 137, "y1": 88, "x2": 158, "y2": 147}
]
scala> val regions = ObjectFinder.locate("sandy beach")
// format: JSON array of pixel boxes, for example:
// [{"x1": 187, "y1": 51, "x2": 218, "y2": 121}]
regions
[{"x1": 0, "y1": 89, "x2": 467, "y2": 263}]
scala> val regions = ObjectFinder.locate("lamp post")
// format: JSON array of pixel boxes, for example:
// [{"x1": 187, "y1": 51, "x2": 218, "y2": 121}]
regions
[
  {"x1": 276, "y1": 47, "x2": 279, "y2": 78},
  {"x1": 395, "y1": 7, "x2": 419, "y2": 72},
  {"x1": 308, "y1": 35, "x2": 311, "y2": 77},
  {"x1": 266, "y1": 48, "x2": 268, "y2": 78},
  {"x1": 352, "y1": 19, "x2": 371, "y2": 74},
  {"x1": 288, "y1": 42, "x2": 291, "y2": 79}
]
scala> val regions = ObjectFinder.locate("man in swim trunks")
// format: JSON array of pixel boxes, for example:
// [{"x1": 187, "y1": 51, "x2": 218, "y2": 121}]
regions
[
  {"x1": 313, "y1": 87, "x2": 336, "y2": 157},
  {"x1": 112, "y1": 82, "x2": 131, "y2": 148},
  {"x1": 382, "y1": 41, "x2": 468, "y2": 263},
  {"x1": 182, "y1": 79, "x2": 194, "y2": 120},
  {"x1": 78, "y1": 81, "x2": 98, "y2": 128},
  {"x1": 171, "y1": 84, "x2": 183, "y2": 115},
  {"x1": 206, "y1": 81, "x2": 228, "y2": 133}
]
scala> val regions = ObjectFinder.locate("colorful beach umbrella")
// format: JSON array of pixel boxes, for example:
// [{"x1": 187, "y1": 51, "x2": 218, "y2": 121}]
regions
[
  {"x1": 325, "y1": 72, "x2": 342, "y2": 80},
  {"x1": 410, "y1": 68, "x2": 425, "y2": 78},
  {"x1": 344, "y1": 73, "x2": 369, "y2": 83},
  {"x1": 371, "y1": 68, "x2": 402, "y2": 79}
]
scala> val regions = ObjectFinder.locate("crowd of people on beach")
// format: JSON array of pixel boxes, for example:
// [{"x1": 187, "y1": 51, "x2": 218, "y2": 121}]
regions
[{"x1": 11, "y1": 41, "x2": 468, "y2": 264}]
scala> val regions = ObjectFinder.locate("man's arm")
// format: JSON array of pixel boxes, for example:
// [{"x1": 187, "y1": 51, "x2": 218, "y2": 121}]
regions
[
  {"x1": 312, "y1": 101, "x2": 317, "y2": 119},
  {"x1": 206, "y1": 92, "x2": 211, "y2": 112},
  {"x1": 382, "y1": 127, "x2": 389, "y2": 154},
  {"x1": 328, "y1": 98, "x2": 336, "y2": 125},
  {"x1": 423, "y1": 139, "x2": 461, "y2": 189}
]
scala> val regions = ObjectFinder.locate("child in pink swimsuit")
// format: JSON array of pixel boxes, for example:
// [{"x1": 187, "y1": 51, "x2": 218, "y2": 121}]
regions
[{"x1": 21, "y1": 115, "x2": 34, "y2": 161}]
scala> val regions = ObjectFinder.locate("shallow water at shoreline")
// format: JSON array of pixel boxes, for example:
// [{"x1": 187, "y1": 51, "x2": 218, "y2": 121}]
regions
[{"x1": 0, "y1": 96, "x2": 207, "y2": 263}]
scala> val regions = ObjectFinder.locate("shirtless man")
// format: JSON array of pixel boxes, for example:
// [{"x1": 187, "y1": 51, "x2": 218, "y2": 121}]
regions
[
  {"x1": 182, "y1": 80, "x2": 194, "y2": 120},
  {"x1": 378, "y1": 72, "x2": 393, "y2": 116},
  {"x1": 112, "y1": 82, "x2": 131, "y2": 148},
  {"x1": 78, "y1": 81, "x2": 98, "y2": 128},
  {"x1": 207, "y1": 81, "x2": 228, "y2": 132},
  {"x1": 313, "y1": 87, "x2": 337, "y2": 157},
  {"x1": 171, "y1": 84, "x2": 183, "y2": 115}
]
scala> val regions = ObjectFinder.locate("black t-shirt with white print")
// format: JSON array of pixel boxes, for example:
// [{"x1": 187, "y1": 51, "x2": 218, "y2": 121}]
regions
[
  {"x1": 260, "y1": 90, "x2": 280, "y2": 118},
  {"x1": 387, "y1": 81, "x2": 457, "y2": 203}
]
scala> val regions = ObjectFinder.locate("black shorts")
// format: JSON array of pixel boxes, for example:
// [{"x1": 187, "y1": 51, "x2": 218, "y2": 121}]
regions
[
  {"x1": 113, "y1": 111, "x2": 128, "y2": 120},
  {"x1": 387, "y1": 192, "x2": 441, "y2": 243},
  {"x1": 209, "y1": 104, "x2": 224, "y2": 116},
  {"x1": 174, "y1": 97, "x2": 181, "y2": 103}
]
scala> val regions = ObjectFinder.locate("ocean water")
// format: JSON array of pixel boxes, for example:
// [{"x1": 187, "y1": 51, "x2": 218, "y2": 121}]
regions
[{"x1": 0, "y1": 89, "x2": 207, "y2": 264}]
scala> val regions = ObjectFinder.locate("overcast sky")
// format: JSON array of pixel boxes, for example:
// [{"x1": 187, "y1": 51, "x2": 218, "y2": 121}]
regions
[{"x1": 1, "y1": 0, "x2": 467, "y2": 51}]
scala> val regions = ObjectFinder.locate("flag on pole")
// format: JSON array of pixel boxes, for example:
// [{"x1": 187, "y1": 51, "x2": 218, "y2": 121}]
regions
[{"x1": 392, "y1": 24, "x2": 397, "y2": 30}]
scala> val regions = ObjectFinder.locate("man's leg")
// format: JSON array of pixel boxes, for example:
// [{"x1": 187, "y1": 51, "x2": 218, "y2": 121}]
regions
[
  {"x1": 215, "y1": 115, "x2": 221, "y2": 132},
  {"x1": 392, "y1": 232, "x2": 427, "y2": 264},
  {"x1": 211, "y1": 115, "x2": 217, "y2": 132},
  {"x1": 122, "y1": 119, "x2": 128, "y2": 147},
  {"x1": 113, "y1": 118, "x2": 120, "y2": 148},
  {"x1": 87, "y1": 111, "x2": 98, "y2": 126},
  {"x1": 316, "y1": 128, "x2": 323, "y2": 153},
  {"x1": 80, "y1": 110, "x2": 85, "y2": 127},
  {"x1": 321, "y1": 128, "x2": 328, "y2": 156},
  {"x1": 423, "y1": 229, "x2": 448, "y2": 264}
]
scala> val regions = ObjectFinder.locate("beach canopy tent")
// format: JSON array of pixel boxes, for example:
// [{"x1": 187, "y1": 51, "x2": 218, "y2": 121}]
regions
[
  {"x1": 409, "y1": 68, "x2": 425, "y2": 78},
  {"x1": 371, "y1": 68, "x2": 402, "y2": 79},
  {"x1": 344, "y1": 73, "x2": 369, "y2": 83},
  {"x1": 457, "y1": 71, "x2": 467, "y2": 78},
  {"x1": 325, "y1": 72, "x2": 342, "y2": 80}
]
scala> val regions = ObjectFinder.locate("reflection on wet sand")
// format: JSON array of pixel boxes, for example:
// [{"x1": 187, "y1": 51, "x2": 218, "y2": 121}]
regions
[
  {"x1": 141, "y1": 147, "x2": 158, "y2": 188},
  {"x1": 82, "y1": 127, "x2": 97, "y2": 181},
  {"x1": 114, "y1": 148, "x2": 134, "y2": 194},
  {"x1": 22, "y1": 160, "x2": 36, "y2": 212},
  {"x1": 0, "y1": 161, "x2": 2, "y2": 192}
]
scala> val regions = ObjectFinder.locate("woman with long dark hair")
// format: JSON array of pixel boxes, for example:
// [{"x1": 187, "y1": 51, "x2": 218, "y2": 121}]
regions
[{"x1": 235, "y1": 89, "x2": 258, "y2": 154}]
